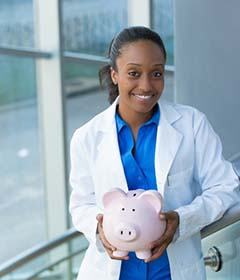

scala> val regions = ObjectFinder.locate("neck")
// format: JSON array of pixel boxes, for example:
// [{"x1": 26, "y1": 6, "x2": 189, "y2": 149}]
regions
[{"x1": 117, "y1": 104, "x2": 154, "y2": 130}]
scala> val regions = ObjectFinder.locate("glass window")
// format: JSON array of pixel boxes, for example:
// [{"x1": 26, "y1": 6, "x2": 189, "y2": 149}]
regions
[
  {"x1": 0, "y1": 0, "x2": 34, "y2": 48},
  {"x1": 0, "y1": 55, "x2": 46, "y2": 263},
  {"x1": 62, "y1": 0, "x2": 128, "y2": 201},
  {"x1": 64, "y1": 60, "x2": 109, "y2": 150},
  {"x1": 151, "y1": 0, "x2": 174, "y2": 65},
  {"x1": 62, "y1": 0, "x2": 128, "y2": 55}
]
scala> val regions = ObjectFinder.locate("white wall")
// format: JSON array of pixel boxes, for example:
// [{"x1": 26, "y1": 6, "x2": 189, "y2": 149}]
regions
[{"x1": 174, "y1": 0, "x2": 240, "y2": 159}]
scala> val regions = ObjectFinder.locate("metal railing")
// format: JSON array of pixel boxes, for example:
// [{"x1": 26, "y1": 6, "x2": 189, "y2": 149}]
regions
[
  {"x1": 0, "y1": 228, "x2": 87, "y2": 278},
  {"x1": 0, "y1": 156, "x2": 239, "y2": 278},
  {"x1": 1, "y1": 208, "x2": 240, "y2": 278},
  {"x1": 0, "y1": 126, "x2": 238, "y2": 277}
]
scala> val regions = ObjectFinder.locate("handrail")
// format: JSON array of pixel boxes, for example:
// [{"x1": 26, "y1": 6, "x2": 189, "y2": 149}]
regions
[
  {"x1": 201, "y1": 156, "x2": 240, "y2": 238},
  {"x1": 0, "y1": 228, "x2": 81, "y2": 277},
  {"x1": 24, "y1": 248, "x2": 84, "y2": 280},
  {"x1": 201, "y1": 202, "x2": 240, "y2": 239},
  {"x1": 1, "y1": 208, "x2": 239, "y2": 278}
]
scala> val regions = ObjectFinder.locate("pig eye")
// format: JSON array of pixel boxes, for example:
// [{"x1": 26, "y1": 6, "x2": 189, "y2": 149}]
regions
[
  {"x1": 121, "y1": 208, "x2": 125, "y2": 211},
  {"x1": 132, "y1": 209, "x2": 135, "y2": 212},
  {"x1": 133, "y1": 193, "x2": 136, "y2": 196}
]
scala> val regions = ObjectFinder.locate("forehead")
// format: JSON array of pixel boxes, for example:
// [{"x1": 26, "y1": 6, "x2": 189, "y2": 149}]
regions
[{"x1": 116, "y1": 40, "x2": 165, "y2": 67}]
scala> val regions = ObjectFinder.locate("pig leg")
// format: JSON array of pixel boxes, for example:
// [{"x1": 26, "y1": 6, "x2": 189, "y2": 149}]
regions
[
  {"x1": 113, "y1": 250, "x2": 129, "y2": 258},
  {"x1": 135, "y1": 250, "x2": 151, "y2": 259}
]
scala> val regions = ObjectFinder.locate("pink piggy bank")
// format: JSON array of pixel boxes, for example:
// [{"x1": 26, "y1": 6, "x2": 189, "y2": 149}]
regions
[{"x1": 102, "y1": 188, "x2": 166, "y2": 259}]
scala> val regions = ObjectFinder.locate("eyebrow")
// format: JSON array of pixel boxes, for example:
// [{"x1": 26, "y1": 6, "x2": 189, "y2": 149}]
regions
[{"x1": 126, "y1": 63, "x2": 164, "y2": 66}]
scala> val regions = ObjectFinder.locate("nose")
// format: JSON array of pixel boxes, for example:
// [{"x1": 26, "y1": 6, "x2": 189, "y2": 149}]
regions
[
  {"x1": 138, "y1": 75, "x2": 152, "y2": 92},
  {"x1": 115, "y1": 224, "x2": 138, "y2": 242}
]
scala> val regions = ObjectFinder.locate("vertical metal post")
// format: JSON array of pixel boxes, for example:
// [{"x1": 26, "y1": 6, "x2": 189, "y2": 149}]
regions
[
  {"x1": 34, "y1": 1, "x2": 72, "y2": 278},
  {"x1": 128, "y1": 0, "x2": 151, "y2": 27}
]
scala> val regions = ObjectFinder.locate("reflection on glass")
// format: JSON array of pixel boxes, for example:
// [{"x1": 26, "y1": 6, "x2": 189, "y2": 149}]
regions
[
  {"x1": 152, "y1": 0, "x2": 174, "y2": 65},
  {"x1": 64, "y1": 61, "x2": 109, "y2": 144},
  {"x1": 0, "y1": 55, "x2": 46, "y2": 263},
  {"x1": 0, "y1": 0, "x2": 34, "y2": 47},
  {"x1": 62, "y1": 0, "x2": 128, "y2": 55}
]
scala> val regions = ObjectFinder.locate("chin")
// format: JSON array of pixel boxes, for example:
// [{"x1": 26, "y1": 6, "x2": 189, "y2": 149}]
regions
[{"x1": 134, "y1": 100, "x2": 157, "y2": 111}]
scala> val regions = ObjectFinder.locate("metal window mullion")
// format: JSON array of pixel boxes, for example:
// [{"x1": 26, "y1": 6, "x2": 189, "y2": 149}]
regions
[
  {"x1": 34, "y1": 0, "x2": 68, "y2": 240},
  {"x1": 0, "y1": 46, "x2": 52, "y2": 58},
  {"x1": 128, "y1": 0, "x2": 151, "y2": 27}
]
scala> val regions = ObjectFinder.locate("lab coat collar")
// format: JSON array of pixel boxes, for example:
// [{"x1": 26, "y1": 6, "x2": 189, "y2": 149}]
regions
[
  {"x1": 96, "y1": 96, "x2": 183, "y2": 195},
  {"x1": 99, "y1": 96, "x2": 182, "y2": 132}
]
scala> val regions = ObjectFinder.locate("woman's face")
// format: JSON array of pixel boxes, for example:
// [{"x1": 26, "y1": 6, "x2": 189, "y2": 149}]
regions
[{"x1": 111, "y1": 40, "x2": 165, "y2": 117}]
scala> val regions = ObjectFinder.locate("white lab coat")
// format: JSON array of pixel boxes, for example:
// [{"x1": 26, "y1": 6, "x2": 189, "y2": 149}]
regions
[{"x1": 69, "y1": 98, "x2": 239, "y2": 280}]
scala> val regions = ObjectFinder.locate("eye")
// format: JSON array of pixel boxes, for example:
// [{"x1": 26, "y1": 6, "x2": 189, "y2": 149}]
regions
[
  {"x1": 128, "y1": 71, "x2": 140, "y2": 77},
  {"x1": 121, "y1": 208, "x2": 125, "y2": 211},
  {"x1": 153, "y1": 71, "x2": 163, "y2": 78},
  {"x1": 132, "y1": 209, "x2": 135, "y2": 212}
]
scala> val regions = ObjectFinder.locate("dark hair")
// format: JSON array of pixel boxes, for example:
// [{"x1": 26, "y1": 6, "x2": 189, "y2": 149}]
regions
[{"x1": 99, "y1": 26, "x2": 167, "y2": 104}]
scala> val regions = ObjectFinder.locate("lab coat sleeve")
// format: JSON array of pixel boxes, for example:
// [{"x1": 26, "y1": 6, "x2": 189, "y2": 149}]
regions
[
  {"x1": 69, "y1": 130, "x2": 101, "y2": 246},
  {"x1": 175, "y1": 113, "x2": 240, "y2": 242}
]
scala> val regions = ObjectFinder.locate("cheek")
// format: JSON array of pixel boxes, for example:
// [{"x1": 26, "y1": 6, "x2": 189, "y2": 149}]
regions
[
  {"x1": 155, "y1": 80, "x2": 164, "y2": 93},
  {"x1": 118, "y1": 80, "x2": 136, "y2": 94}
]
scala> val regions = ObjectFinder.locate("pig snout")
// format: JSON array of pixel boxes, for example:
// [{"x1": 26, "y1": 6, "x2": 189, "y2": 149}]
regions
[{"x1": 114, "y1": 223, "x2": 139, "y2": 242}]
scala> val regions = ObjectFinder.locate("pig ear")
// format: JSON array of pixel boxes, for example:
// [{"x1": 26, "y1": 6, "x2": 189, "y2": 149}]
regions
[
  {"x1": 138, "y1": 190, "x2": 163, "y2": 213},
  {"x1": 103, "y1": 188, "x2": 127, "y2": 207}
]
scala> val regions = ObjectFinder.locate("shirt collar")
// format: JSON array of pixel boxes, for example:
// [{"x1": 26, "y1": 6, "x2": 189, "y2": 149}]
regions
[{"x1": 115, "y1": 104, "x2": 160, "y2": 133}]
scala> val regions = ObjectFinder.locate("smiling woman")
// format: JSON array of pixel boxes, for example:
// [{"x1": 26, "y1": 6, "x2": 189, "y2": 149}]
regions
[
  {"x1": 69, "y1": 26, "x2": 239, "y2": 280},
  {"x1": 99, "y1": 27, "x2": 167, "y2": 140},
  {"x1": 110, "y1": 41, "x2": 165, "y2": 125}
]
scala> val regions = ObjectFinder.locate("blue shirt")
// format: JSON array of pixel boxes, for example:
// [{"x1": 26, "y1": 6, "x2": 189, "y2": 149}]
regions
[{"x1": 115, "y1": 105, "x2": 171, "y2": 280}]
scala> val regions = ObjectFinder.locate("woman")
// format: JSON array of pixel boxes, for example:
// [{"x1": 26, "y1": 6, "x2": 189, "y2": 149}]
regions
[{"x1": 69, "y1": 26, "x2": 239, "y2": 280}]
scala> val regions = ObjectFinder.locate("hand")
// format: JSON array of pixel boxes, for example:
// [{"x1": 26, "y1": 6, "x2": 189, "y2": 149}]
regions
[
  {"x1": 96, "y1": 214, "x2": 129, "y2": 260},
  {"x1": 145, "y1": 211, "x2": 179, "y2": 263}
]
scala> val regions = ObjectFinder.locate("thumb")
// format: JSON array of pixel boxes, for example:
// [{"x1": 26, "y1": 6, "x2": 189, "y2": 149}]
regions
[{"x1": 96, "y1": 214, "x2": 103, "y2": 223}]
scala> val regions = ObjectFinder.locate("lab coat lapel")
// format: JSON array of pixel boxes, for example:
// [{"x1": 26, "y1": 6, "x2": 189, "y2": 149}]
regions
[
  {"x1": 96, "y1": 100, "x2": 128, "y2": 193},
  {"x1": 155, "y1": 101, "x2": 183, "y2": 196}
]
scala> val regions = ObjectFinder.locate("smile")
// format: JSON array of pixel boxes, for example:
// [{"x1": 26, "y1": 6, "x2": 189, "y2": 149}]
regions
[{"x1": 132, "y1": 94, "x2": 155, "y2": 100}]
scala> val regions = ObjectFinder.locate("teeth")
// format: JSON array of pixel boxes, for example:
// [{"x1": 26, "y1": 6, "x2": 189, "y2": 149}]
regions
[{"x1": 134, "y1": 95, "x2": 152, "y2": 100}]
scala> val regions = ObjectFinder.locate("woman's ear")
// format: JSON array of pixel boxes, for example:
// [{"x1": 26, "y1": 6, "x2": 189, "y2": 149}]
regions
[{"x1": 110, "y1": 67, "x2": 118, "y2": 85}]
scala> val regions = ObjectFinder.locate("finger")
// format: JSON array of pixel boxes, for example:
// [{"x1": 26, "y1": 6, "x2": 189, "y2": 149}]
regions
[
  {"x1": 145, "y1": 245, "x2": 167, "y2": 263},
  {"x1": 104, "y1": 246, "x2": 129, "y2": 260},
  {"x1": 99, "y1": 233, "x2": 116, "y2": 251},
  {"x1": 110, "y1": 252, "x2": 129, "y2": 261},
  {"x1": 148, "y1": 234, "x2": 169, "y2": 249},
  {"x1": 159, "y1": 213, "x2": 166, "y2": 220},
  {"x1": 98, "y1": 227, "x2": 116, "y2": 251},
  {"x1": 96, "y1": 214, "x2": 103, "y2": 223},
  {"x1": 148, "y1": 228, "x2": 175, "y2": 250},
  {"x1": 152, "y1": 216, "x2": 178, "y2": 247}
]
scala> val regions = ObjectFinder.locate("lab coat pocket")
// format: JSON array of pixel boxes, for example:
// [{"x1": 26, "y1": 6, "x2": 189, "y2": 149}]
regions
[
  {"x1": 164, "y1": 167, "x2": 194, "y2": 208},
  {"x1": 167, "y1": 167, "x2": 193, "y2": 189}
]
